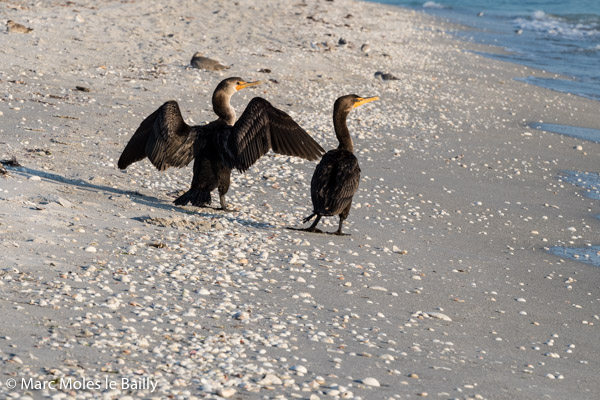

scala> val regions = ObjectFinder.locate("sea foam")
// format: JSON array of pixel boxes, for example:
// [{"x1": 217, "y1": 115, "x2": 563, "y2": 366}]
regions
[
  {"x1": 423, "y1": 1, "x2": 444, "y2": 9},
  {"x1": 514, "y1": 10, "x2": 600, "y2": 38}
]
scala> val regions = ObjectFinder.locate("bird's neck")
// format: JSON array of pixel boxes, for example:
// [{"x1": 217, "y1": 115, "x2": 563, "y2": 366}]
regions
[
  {"x1": 212, "y1": 90, "x2": 236, "y2": 125},
  {"x1": 334, "y1": 108, "x2": 353, "y2": 152}
]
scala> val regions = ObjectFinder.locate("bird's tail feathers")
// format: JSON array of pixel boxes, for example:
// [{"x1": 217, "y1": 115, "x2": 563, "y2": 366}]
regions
[
  {"x1": 302, "y1": 213, "x2": 316, "y2": 224},
  {"x1": 174, "y1": 189, "x2": 212, "y2": 207}
]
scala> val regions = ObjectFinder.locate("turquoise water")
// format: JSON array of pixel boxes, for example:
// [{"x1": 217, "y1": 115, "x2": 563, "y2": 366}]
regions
[
  {"x1": 550, "y1": 171, "x2": 600, "y2": 267},
  {"x1": 560, "y1": 170, "x2": 600, "y2": 200},
  {"x1": 531, "y1": 123, "x2": 600, "y2": 143},
  {"x1": 549, "y1": 245, "x2": 600, "y2": 267},
  {"x1": 374, "y1": 0, "x2": 600, "y2": 16},
  {"x1": 370, "y1": 0, "x2": 600, "y2": 101}
]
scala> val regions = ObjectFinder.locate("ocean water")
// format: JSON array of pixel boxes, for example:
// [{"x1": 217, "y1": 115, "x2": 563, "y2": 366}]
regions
[
  {"x1": 560, "y1": 170, "x2": 600, "y2": 200},
  {"x1": 370, "y1": 0, "x2": 600, "y2": 101},
  {"x1": 530, "y1": 123, "x2": 600, "y2": 143},
  {"x1": 548, "y1": 245, "x2": 600, "y2": 267}
]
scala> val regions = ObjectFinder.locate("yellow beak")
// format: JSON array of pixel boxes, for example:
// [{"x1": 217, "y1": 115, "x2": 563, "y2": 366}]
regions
[
  {"x1": 354, "y1": 96, "x2": 379, "y2": 108},
  {"x1": 236, "y1": 80, "x2": 261, "y2": 91}
]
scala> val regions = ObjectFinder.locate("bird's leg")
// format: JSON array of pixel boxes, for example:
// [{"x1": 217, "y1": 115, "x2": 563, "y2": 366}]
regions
[
  {"x1": 217, "y1": 170, "x2": 232, "y2": 211},
  {"x1": 330, "y1": 215, "x2": 350, "y2": 236},
  {"x1": 216, "y1": 193, "x2": 235, "y2": 212},
  {"x1": 304, "y1": 215, "x2": 323, "y2": 233}
]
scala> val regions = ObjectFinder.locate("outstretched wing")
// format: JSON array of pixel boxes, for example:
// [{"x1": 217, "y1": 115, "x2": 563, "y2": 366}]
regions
[
  {"x1": 118, "y1": 101, "x2": 198, "y2": 171},
  {"x1": 224, "y1": 97, "x2": 325, "y2": 172}
]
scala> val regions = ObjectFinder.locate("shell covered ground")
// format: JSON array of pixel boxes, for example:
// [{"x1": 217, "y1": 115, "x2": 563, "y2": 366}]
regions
[{"x1": 0, "y1": 0, "x2": 599, "y2": 399}]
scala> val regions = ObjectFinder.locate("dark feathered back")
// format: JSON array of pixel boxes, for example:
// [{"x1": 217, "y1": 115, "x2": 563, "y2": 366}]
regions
[{"x1": 311, "y1": 149, "x2": 360, "y2": 216}]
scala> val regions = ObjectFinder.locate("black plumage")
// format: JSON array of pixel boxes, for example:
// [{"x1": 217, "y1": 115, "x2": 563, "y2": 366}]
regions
[
  {"x1": 296, "y1": 94, "x2": 378, "y2": 235},
  {"x1": 118, "y1": 101, "x2": 195, "y2": 172},
  {"x1": 118, "y1": 77, "x2": 325, "y2": 210}
]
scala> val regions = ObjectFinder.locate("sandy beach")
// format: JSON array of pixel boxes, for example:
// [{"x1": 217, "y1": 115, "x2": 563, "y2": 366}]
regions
[{"x1": 1, "y1": 0, "x2": 599, "y2": 399}]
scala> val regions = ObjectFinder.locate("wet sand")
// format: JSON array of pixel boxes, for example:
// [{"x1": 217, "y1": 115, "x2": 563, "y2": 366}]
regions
[{"x1": 1, "y1": 0, "x2": 599, "y2": 399}]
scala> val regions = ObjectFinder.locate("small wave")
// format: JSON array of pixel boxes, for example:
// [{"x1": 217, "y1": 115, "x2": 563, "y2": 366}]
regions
[
  {"x1": 573, "y1": 44, "x2": 600, "y2": 53},
  {"x1": 532, "y1": 10, "x2": 546, "y2": 20},
  {"x1": 423, "y1": 1, "x2": 444, "y2": 9},
  {"x1": 514, "y1": 10, "x2": 600, "y2": 38}
]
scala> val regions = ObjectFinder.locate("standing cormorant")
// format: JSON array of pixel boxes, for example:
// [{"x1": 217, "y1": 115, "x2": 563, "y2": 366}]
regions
[
  {"x1": 294, "y1": 94, "x2": 378, "y2": 235},
  {"x1": 118, "y1": 77, "x2": 325, "y2": 210}
]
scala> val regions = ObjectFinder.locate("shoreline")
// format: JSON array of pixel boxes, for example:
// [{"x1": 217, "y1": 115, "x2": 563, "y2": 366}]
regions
[
  {"x1": 1, "y1": 0, "x2": 599, "y2": 399},
  {"x1": 372, "y1": 0, "x2": 600, "y2": 103}
]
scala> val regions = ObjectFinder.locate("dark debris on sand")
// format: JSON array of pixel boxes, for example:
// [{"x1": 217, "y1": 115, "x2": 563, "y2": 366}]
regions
[
  {"x1": 1, "y1": 157, "x2": 22, "y2": 167},
  {"x1": 374, "y1": 71, "x2": 399, "y2": 80},
  {"x1": 1, "y1": 157, "x2": 21, "y2": 176}
]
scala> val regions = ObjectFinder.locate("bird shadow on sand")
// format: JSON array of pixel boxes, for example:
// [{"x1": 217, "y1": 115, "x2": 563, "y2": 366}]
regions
[
  {"x1": 9, "y1": 166, "x2": 176, "y2": 210},
  {"x1": 7, "y1": 166, "x2": 274, "y2": 230}
]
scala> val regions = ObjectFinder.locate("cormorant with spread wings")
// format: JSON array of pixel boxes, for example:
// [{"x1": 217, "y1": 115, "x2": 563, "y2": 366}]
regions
[
  {"x1": 293, "y1": 94, "x2": 378, "y2": 235},
  {"x1": 118, "y1": 77, "x2": 325, "y2": 210}
]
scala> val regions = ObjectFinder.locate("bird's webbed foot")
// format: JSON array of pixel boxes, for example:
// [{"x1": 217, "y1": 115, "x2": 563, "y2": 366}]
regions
[
  {"x1": 328, "y1": 230, "x2": 350, "y2": 236},
  {"x1": 288, "y1": 214, "x2": 323, "y2": 233},
  {"x1": 305, "y1": 226, "x2": 324, "y2": 234},
  {"x1": 287, "y1": 226, "x2": 324, "y2": 234}
]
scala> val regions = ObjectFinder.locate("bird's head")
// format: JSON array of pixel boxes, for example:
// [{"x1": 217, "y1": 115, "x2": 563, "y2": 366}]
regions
[
  {"x1": 215, "y1": 77, "x2": 261, "y2": 97},
  {"x1": 334, "y1": 94, "x2": 379, "y2": 114},
  {"x1": 212, "y1": 78, "x2": 261, "y2": 124}
]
